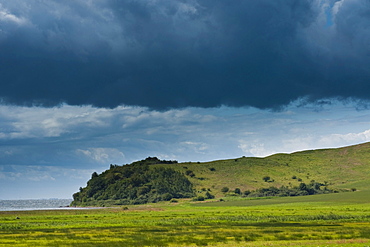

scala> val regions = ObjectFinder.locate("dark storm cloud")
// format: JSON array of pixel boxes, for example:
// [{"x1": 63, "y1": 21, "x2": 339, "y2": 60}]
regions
[{"x1": 0, "y1": 0, "x2": 369, "y2": 109}]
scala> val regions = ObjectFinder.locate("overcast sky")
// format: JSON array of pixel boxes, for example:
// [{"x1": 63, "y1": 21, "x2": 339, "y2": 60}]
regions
[{"x1": 1, "y1": 0, "x2": 370, "y2": 199}]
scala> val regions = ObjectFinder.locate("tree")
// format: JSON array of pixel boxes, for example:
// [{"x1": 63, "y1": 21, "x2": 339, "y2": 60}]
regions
[
  {"x1": 263, "y1": 176, "x2": 270, "y2": 182},
  {"x1": 234, "y1": 188, "x2": 241, "y2": 194}
]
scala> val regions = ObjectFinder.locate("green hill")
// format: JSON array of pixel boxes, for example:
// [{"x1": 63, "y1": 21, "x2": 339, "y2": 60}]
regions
[
  {"x1": 71, "y1": 142, "x2": 370, "y2": 206},
  {"x1": 71, "y1": 157, "x2": 194, "y2": 206},
  {"x1": 172, "y1": 142, "x2": 370, "y2": 196}
]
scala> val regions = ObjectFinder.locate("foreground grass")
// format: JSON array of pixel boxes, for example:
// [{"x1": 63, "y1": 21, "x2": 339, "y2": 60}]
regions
[{"x1": 1, "y1": 192, "x2": 370, "y2": 246}]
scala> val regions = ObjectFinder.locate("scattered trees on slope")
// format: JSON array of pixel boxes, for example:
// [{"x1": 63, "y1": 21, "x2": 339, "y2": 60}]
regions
[{"x1": 220, "y1": 180, "x2": 336, "y2": 199}]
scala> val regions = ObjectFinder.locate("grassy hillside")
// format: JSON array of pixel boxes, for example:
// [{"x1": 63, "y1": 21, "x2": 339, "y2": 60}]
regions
[
  {"x1": 72, "y1": 142, "x2": 370, "y2": 206},
  {"x1": 154, "y1": 142, "x2": 370, "y2": 197}
]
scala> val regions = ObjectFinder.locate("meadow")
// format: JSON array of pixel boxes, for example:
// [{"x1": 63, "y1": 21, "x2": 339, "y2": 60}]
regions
[{"x1": 1, "y1": 190, "x2": 370, "y2": 246}]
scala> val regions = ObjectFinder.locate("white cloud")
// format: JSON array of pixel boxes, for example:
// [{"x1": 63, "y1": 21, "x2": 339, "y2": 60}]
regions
[
  {"x1": 239, "y1": 128, "x2": 370, "y2": 158},
  {"x1": 178, "y1": 2, "x2": 198, "y2": 14},
  {"x1": 238, "y1": 142, "x2": 270, "y2": 157},
  {"x1": 319, "y1": 129, "x2": 370, "y2": 146},
  {"x1": 180, "y1": 141, "x2": 209, "y2": 154},
  {"x1": 0, "y1": 104, "x2": 121, "y2": 139},
  {"x1": 76, "y1": 148, "x2": 124, "y2": 164},
  {"x1": 0, "y1": 5, "x2": 27, "y2": 25}
]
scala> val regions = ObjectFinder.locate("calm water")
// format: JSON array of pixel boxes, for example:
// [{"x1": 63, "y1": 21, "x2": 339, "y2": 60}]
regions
[{"x1": 0, "y1": 199, "x2": 73, "y2": 211}]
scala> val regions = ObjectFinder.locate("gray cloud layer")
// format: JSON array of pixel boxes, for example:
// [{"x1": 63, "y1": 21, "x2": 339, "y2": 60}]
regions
[{"x1": 0, "y1": 0, "x2": 369, "y2": 109}]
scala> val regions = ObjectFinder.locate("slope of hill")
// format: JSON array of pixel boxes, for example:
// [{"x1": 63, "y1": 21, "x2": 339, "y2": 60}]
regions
[
  {"x1": 167, "y1": 142, "x2": 370, "y2": 197},
  {"x1": 72, "y1": 142, "x2": 370, "y2": 206}
]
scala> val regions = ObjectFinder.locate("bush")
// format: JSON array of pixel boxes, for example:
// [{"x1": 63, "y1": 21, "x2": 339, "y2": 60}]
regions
[
  {"x1": 299, "y1": 183, "x2": 307, "y2": 191},
  {"x1": 185, "y1": 170, "x2": 195, "y2": 177},
  {"x1": 243, "y1": 190, "x2": 251, "y2": 197},
  {"x1": 162, "y1": 193, "x2": 173, "y2": 201},
  {"x1": 193, "y1": 196, "x2": 205, "y2": 201},
  {"x1": 221, "y1": 187, "x2": 229, "y2": 193},
  {"x1": 205, "y1": 191, "x2": 215, "y2": 199},
  {"x1": 234, "y1": 188, "x2": 241, "y2": 194}
]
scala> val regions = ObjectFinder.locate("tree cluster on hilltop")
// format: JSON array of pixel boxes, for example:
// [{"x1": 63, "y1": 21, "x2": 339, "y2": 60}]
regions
[{"x1": 71, "y1": 157, "x2": 193, "y2": 206}]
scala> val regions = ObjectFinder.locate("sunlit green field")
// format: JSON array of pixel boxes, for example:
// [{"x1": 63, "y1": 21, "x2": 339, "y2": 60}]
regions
[{"x1": 1, "y1": 191, "x2": 370, "y2": 246}]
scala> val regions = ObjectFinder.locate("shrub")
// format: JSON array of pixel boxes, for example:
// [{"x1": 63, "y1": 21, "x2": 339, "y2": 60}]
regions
[
  {"x1": 162, "y1": 193, "x2": 173, "y2": 201},
  {"x1": 205, "y1": 191, "x2": 215, "y2": 199},
  {"x1": 234, "y1": 188, "x2": 241, "y2": 194},
  {"x1": 221, "y1": 187, "x2": 229, "y2": 193},
  {"x1": 243, "y1": 190, "x2": 251, "y2": 196},
  {"x1": 193, "y1": 196, "x2": 205, "y2": 201},
  {"x1": 299, "y1": 183, "x2": 307, "y2": 191},
  {"x1": 185, "y1": 170, "x2": 195, "y2": 177}
]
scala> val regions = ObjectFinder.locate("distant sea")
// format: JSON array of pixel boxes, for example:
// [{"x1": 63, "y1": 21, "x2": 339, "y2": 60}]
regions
[{"x1": 0, "y1": 199, "x2": 73, "y2": 211}]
